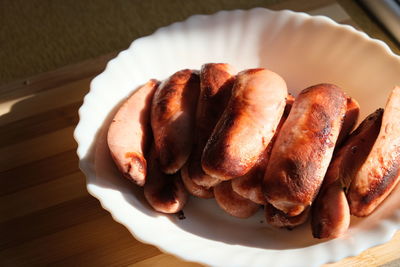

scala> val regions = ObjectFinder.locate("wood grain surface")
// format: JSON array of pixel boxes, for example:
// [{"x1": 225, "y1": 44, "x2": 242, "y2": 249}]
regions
[{"x1": 1, "y1": 1, "x2": 399, "y2": 266}]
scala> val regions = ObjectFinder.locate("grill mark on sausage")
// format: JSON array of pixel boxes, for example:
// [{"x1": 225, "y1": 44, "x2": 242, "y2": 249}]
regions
[
  {"x1": 201, "y1": 103, "x2": 247, "y2": 177},
  {"x1": 151, "y1": 69, "x2": 200, "y2": 173},
  {"x1": 156, "y1": 175, "x2": 180, "y2": 205},
  {"x1": 153, "y1": 71, "x2": 200, "y2": 121},
  {"x1": 263, "y1": 83, "x2": 347, "y2": 216},
  {"x1": 339, "y1": 109, "x2": 383, "y2": 189},
  {"x1": 231, "y1": 98, "x2": 293, "y2": 205},
  {"x1": 202, "y1": 68, "x2": 287, "y2": 180},
  {"x1": 348, "y1": 87, "x2": 400, "y2": 216},
  {"x1": 361, "y1": 154, "x2": 400, "y2": 205},
  {"x1": 309, "y1": 103, "x2": 331, "y2": 138}
]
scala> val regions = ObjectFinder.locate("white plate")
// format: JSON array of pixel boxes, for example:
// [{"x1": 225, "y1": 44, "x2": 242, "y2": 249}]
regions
[{"x1": 74, "y1": 8, "x2": 400, "y2": 267}]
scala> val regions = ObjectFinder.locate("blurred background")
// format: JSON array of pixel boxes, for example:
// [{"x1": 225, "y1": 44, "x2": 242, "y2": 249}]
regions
[{"x1": 1, "y1": 0, "x2": 399, "y2": 85}]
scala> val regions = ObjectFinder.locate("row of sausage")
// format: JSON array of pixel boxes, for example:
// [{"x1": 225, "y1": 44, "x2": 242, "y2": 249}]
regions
[{"x1": 107, "y1": 63, "x2": 400, "y2": 239}]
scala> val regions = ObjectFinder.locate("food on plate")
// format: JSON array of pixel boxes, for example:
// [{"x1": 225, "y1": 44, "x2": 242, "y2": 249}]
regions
[
  {"x1": 231, "y1": 96, "x2": 294, "y2": 205},
  {"x1": 263, "y1": 84, "x2": 347, "y2": 216},
  {"x1": 348, "y1": 86, "x2": 400, "y2": 217},
  {"x1": 186, "y1": 63, "x2": 235, "y2": 188},
  {"x1": 107, "y1": 79, "x2": 159, "y2": 186},
  {"x1": 202, "y1": 68, "x2": 288, "y2": 181},
  {"x1": 336, "y1": 96, "x2": 360, "y2": 146},
  {"x1": 151, "y1": 69, "x2": 200, "y2": 174},
  {"x1": 231, "y1": 152, "x2": 269, "y2": 205},
  {"x1": 311, "y1": 109, "x2": 383, "y2": 238},
  {"x1": 107, "y1": 62, "x2": 400, "y2": 239},
  {"x1": 181, "y1": 164, "x2": 214, "y2": 198},
  {"x1": 144, "y1": 147, "x2": 188, "y2": 213},
  {"x1": 214, "y1": 180, "x2": 260, "y2": 218},
  {"x1": 265, "y1": 204, "x2": 310, "y2": 229}
]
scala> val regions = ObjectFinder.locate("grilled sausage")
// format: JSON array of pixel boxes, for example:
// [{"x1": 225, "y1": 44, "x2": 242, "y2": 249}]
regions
[
  {"x1": 231, "y1": 96, "x2": 294, "y2": 204},
  {"x1": 348, "y1": 86, "x2": 400, "y2": 217},
  {"x1": 265, "y1": 204, "x2": 310, "y2": 229},
  {"x1": 337, "y1": 96, "x2": 360, "y2": 146},
  {"x1": 151, "y1": 69, "x2": 200, "y2": 174},
  {"x1": 231, "y1": 155, "x2": 268, "y2": 205},
  {"x1": 311, "y1": 109, "x2": 383, "y2": 238},
  {"x1": 144, "y1": 147, "x2": 188, "y2": 213},
  {"x1": 263, "y1": 84, "x2": 347, "y2": 216},
  {"x1": 312, "y1": 185, "x2": 349, "y2": 238},
  {"x1": 187, "y1": 63, "x2": 235, "y2": 188},
  {"x1": 202, "y1": 68, "x2": 287, "y2": 180},
  {"x1": 181, "y1": 164, "x2": 214, "y2": 199},
  {"x1": 214, "y1": 180, "x2": 260, "y2": 218},
  {"x1": 107, "y1": 80, "x2": 158, "y2": 186}
]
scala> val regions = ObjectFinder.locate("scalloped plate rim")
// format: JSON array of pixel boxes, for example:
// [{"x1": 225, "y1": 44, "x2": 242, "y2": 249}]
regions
[{"x1": 74, "y1": 7, "x2": 400, "y2": 267}]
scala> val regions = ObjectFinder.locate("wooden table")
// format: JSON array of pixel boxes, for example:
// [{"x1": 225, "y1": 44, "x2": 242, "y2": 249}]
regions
[{"x1": 1, "y1": 1, "x2": 399, "y2": 266}]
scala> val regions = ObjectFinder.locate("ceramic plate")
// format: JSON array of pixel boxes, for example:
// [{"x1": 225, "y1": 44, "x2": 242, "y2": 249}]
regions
[{"x1": 74, "y1": 8, "x2": 400, "y2": 267}]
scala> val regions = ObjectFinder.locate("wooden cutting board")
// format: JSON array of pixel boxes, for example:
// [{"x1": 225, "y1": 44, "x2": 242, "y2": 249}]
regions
[{"x1": 1, "y1": 1, "x2": 399, "y2": 266}]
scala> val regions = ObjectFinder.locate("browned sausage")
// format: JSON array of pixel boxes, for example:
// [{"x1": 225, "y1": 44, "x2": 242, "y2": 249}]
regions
[
  {"x1": 263, "y1": 84, "x2": 347, "y2": 216},
  {"x1": 186, "y1": 63, "x2": 235, "y2": 188},
  {"x1": 336, "y1": 96, "x2": 360, "y2": 146},
  {"x1": 312, "y1": 185, "x2": 349, "y2": 238},
  {"x1": 311, "y1": 109, "x2": 383, "y2": 238},
  {"x1": 231, "y1": 96, "x2": 294, "y2": 204},
  {"x1": 348, "y1": 86, "x2": 400, "y2": 217},
  {"x1": 231, "y1": 155, "x2": 268, "y2": 205},
  {"x1": 181, "y1": 164, "x2": 213, "y2": 199},
  {"x1": 107, "y1": 80, "x2": 158, "y2": 186},
  {"x1": 144, "y1": 148, "x2": 188, "y2": 213},
  {"x1": 265, "y1": 204, "x2": 310, "y2": 229},
  {"x1": 202, "y1": 68, "x2": 287, "y2": 180},
  {"x1": 214, "y1": 181, "x2": 260, "y2": 218},
  {"x1": 151, "y1": 69, "x2": 200, "y2": 174}
]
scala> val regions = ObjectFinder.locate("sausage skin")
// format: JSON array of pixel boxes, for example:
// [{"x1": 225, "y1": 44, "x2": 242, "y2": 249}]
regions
[
  {"x1": 187, "y1": 63, "x2": 235, "y2": 188},
  {"x1": 181, "y1": 164, "x2": 214, "y2": 199},
  {"x1": 263, "y1": 84, "x2": 347, "y2": 216},
  {"x1": 151, "y1": 69, "x2": 200, "y2": 174},
  {"x1": 214, "y1": 181, "x2": 260, "y2": 218},
  {"x1": 311, "y1": 109, "x2": 383, "y2": 238},
  {"x1": 202, "y1": 68, "x2": 287, "y2": 180},
  {"x1": 232, "y1": 96, "x2": 294, "y2": 204},
  {"x1": 265, "y1": 204, "x2": 310, "y2": 229},
  {"x1": 107, "y1": 80, "x2": 158, "y2": 186},
  {"x1": 336, "y1": 96, "x2": 360, "y2": 146},
  {"x1": 231, "y1": 155, "x2": 268, "y2": 205},
  {"x1": 348, "y1": 86, "x2": 400, "y2": 217},
  {"x1": 144, "y1": 148, "x2": 188, "y2": 213}
]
